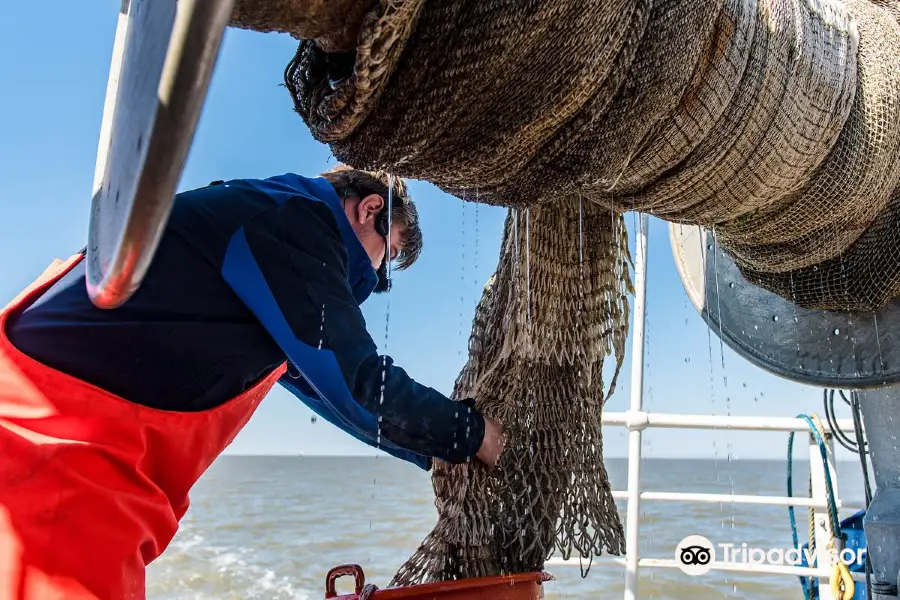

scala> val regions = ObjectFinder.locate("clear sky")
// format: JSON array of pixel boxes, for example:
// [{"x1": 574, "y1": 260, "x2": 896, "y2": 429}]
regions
[{"x1": 0, "y1": 1, "x2": 857, "y2": 460}]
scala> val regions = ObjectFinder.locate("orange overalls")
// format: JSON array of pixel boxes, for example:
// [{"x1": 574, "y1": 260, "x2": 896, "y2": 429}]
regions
[{"x1": 0, "y1": 255, "x2": 286, "y2": 599}]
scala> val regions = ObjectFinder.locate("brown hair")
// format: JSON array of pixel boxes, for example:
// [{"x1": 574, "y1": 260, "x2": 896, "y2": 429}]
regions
[{"x1": 320, "y1": 165, "x2": 423, "y2": 270}]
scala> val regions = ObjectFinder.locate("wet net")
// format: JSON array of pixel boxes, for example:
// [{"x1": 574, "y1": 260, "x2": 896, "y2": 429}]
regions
[
  {"x1": 272, "y1": 0, "x2": 900, "y2": 583},
  {"x1": 286, "y1": 0, "x2": 900, "y2": 312},
  {"x1": 390, "y1": 200, "x2": 631, "y2": 584}
]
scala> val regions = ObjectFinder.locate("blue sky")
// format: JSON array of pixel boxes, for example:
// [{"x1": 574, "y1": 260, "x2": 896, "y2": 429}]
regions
[{"x1": 0, "y1": 1, "x2": 852, "y2": 460}]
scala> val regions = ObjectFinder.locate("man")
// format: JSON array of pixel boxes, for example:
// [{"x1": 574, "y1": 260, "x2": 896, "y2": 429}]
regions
[{"x1": 0, "y1": 166, "x2": 503, "y2": 600}]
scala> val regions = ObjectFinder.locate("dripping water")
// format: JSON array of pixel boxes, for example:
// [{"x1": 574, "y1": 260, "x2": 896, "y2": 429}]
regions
[
  {"x1": 460, "y1": 191, "x2": 467, "y2": 363},
  {"x1": 637, "y1": 213, "x2": 656, "y2": 558},
  {"x1": 513, "y1": 208, "x2": 520, "y2": 265},
  {"x1": 710, "y1": 227, "x2": 727, "y2": 379},
  {"x1": 873, "y1": 313, "x2": 886, "y2": 371},
  {"x1": 525, "y1": 208, "x2": 531, "y2": 329},
  {"x1": 474, "y1": 192, "x2": 480, "y2": 288},
  {"x1": 788, "y1": 273, "x2": 802, "y2": 370},
  {"x1": 702, "y1": 227, "x2": 727, "y2": 585},
  {"x1": 318, "y1": 303, "x2": 326, "y2": 350},
  {"x1": 711, "y1": 228, "x2": 736, "y2": 597},
  {"x1": 378, "y1": 175, "x2": 395, "y2": 443},
  {"x1": 455, "y1": 190, "x2": 468, "y2": 454},
  {"x1": 372, "y1": 174, "x2": 395, "y2": 540},
  {"x1": 701, "y1": 231, "x2": 718, "y2": 464}
]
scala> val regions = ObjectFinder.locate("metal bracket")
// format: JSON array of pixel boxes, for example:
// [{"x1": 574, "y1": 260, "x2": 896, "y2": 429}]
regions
[
  {"x1": 669, "y1": 223, "x2": 900, "y2": 389},
  {"x1": 87, "y1": 0, "x2": 234, "y2": 309}
]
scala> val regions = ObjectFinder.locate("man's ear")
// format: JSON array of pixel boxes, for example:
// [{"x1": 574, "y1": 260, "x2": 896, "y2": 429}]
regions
[{"x1": 357, "y1": 193, "x2": 385, "y2": 223}]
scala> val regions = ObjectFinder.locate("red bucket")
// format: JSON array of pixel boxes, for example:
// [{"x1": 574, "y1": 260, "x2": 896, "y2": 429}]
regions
[{"x1": 324, "y1": 565, "x2": 553, "y2": 600}]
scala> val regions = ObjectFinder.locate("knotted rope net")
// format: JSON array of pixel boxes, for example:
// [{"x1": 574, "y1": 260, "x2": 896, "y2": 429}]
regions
[
  {"x1": 271, "y1": 0, "x2": 900, "y2": 582},
  {"x1": 390, "y1": 200, "x2": 630, "y2": 584},
  {"x1": 286, "y1": 0, "x2": 900, "y2": 313}
]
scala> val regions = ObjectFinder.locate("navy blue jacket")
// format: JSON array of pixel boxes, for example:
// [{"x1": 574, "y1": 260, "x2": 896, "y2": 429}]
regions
[{"x1": 7, "y1": 174, "x2": 485, "y2": 470}]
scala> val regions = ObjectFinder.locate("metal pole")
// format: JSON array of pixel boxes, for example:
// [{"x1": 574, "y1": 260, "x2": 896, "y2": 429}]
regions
[
  {"x1": 624, "y1": 213, "x2": 649, "y2": 600},
  {"x1": 856, "y1": 388, "x2": 900, "y2": 599},
  {"x1": 87, "y1": 0, "x2": 234, "y2": 309},
  {"x1": 602, "y1": 412, "x2": 857, "y2": 432}
]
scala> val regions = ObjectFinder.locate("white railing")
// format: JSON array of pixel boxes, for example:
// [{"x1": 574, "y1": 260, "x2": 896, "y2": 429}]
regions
[
  {"x1": 545, "y1": 411, "x2": 866, "y2": 597},
  {"x1": 545, "y1": 215, "x2": 865, "y2": 599}
]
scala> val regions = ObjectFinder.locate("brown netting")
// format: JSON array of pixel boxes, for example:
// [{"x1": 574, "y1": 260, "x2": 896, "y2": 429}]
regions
[
  {"x1": 389, "y1": 200, "x2": 630, "y2": 584},
  {"x1": 285, "y1": 0, "x2": 900, "y2": 312},
  {"x1": 230, "y1": 0, "x2": 377, "y2": 51},
  {"x1": 270, "y1": 0, "x2": 900, "y2": 584}
]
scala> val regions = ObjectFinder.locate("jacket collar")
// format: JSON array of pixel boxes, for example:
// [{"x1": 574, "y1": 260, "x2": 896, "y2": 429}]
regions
[
  {"x1": 309, "y1": 177, "x2": 379, "y2": 305},
  {"x1": 247, "y1": 173, "x2": 379, "y2": 305}
]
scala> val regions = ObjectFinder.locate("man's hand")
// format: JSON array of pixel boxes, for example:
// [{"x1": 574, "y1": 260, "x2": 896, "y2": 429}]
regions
[{"x1": 476, "y1": 416, "x2": 505, "y2": 467}]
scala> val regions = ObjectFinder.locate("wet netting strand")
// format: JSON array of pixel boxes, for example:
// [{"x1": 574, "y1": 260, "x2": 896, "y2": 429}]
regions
[{"x1": 232, "y1": 0, "x2": 900, "y2": 584}]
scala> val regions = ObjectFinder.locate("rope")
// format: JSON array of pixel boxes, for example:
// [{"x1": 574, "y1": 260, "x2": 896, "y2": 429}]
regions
[
  {"x1": 787, "y1": 412, "x2": 850, "y2": 600},
  {"x1": 824, "y1": 390, "x2": 864, "y2": 454}
]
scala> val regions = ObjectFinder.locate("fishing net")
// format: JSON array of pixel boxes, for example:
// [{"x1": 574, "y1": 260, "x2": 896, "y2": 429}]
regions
[
  {"x1": 390, "y1": 200, "x2": 630, "y2": 584},
  {"x1": 266, "y1": 0, "x2": 900, "y2": 583},
  {"x1": 230, "y1": 0, "x2": 374, "y2": 49},
  {"x1": 285, "y1": 0, "x2": 900, "y2": 312}
]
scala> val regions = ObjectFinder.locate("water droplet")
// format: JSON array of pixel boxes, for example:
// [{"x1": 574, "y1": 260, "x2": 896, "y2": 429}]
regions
[
  {"x1": 310, "y1": 415, "x2": 318, "y2": 424},
  {"x1": 729, "y1": 282, "x2": 735, "y2": 289},
  {"x1": 834, "y1": 328, "x2": 840, "y2": 335},
  {"x1": 772, "y1": 315, "x2": 779, "y2": 322},
  {"x1": 685, "y1": 357, "x2": 691, "y2": 363}
]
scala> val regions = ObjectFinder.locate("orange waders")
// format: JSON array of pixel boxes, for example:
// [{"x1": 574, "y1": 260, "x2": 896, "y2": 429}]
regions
[{"x1": 0, "y1": 255, "x2": 286, "y2": 599}]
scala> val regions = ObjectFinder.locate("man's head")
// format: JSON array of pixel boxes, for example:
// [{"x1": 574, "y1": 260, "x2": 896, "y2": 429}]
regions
[{"x1": 321, "y1": 165, "x2": 423, "y2": 290}]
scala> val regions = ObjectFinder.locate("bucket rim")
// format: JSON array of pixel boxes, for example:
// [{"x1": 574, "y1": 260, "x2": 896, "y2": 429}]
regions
[{"x1": 329, "y1": 568, "x2": 553, "y2": 599}]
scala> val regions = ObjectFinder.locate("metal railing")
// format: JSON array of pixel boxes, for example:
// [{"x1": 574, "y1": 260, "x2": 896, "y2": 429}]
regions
[
  {"x1": 545, "y1": 411, "x2": 865, "y2": 598},
  {"x1": 545, "y1": 216, "x2": 864, "y2": 599}
]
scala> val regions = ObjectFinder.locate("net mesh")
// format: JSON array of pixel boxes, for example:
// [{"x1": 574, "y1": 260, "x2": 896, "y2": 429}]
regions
[
  {"x1": 286, "y1": 0, "x2": 900, "y2": 312},
  {"x1": 390, "y1": 200, "x2": 630, "y2": 584},
  {"x1": 273, "y1": 0, "x2": 900, "y2": 583}
]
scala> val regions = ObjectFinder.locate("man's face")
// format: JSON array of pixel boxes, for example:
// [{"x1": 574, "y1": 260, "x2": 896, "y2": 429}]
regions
[{"x1": 346, "y1": 193, "x2": 407, "y2": 269}]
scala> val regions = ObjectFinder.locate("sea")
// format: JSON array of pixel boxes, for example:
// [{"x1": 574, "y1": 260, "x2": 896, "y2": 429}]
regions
[{"x1": 146, "y1": 456, "x2": 869, "y2": 600}]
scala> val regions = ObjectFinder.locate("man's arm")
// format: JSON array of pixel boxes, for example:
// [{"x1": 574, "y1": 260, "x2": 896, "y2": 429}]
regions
[{"x1": 221, "y1": 195, "x2": 487, "y2": 465}]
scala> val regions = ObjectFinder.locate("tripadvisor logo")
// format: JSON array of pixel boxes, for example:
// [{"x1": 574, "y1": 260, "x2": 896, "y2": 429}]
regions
[
  {"x1": 676, "y1": 535, "x2": 716, "y2": 575},
  {"x1": 675, "y1": 535, "x2": 867, "y2": 576}
]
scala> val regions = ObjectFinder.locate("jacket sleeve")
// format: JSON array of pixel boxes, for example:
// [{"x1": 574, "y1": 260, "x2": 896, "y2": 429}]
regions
[{"x1": 220, "y1": 196, "x2": 485, "y2": 465}]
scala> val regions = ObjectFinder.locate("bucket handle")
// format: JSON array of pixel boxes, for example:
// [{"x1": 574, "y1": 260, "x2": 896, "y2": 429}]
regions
[{"x1": 325, "y1": 564, "x2": 366, "y2": 598}]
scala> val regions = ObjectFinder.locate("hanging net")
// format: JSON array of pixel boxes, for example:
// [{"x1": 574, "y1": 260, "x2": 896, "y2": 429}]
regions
[
  {"x1": 234, "y1": 0, "x2": 900, "y2": 583},
  {"x1": 391, "y1": 200, "x2": 631, "y2": 584}
]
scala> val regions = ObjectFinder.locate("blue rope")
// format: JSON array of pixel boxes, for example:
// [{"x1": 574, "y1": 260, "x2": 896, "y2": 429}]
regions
[
  {"x1": 788, "y1": 428, "x2": 813, "y2": 600},
  {"x1": 787, "y1": 414, "x2": 843, "y2": 600},
  {"x1": 787, "y1": 430, "x2": 800, "y2": 548}
]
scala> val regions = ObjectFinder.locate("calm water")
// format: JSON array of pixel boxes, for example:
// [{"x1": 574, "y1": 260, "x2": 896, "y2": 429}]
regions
[{"x1": 147, "y1": 456, "x2": 867, "y2": 600}]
